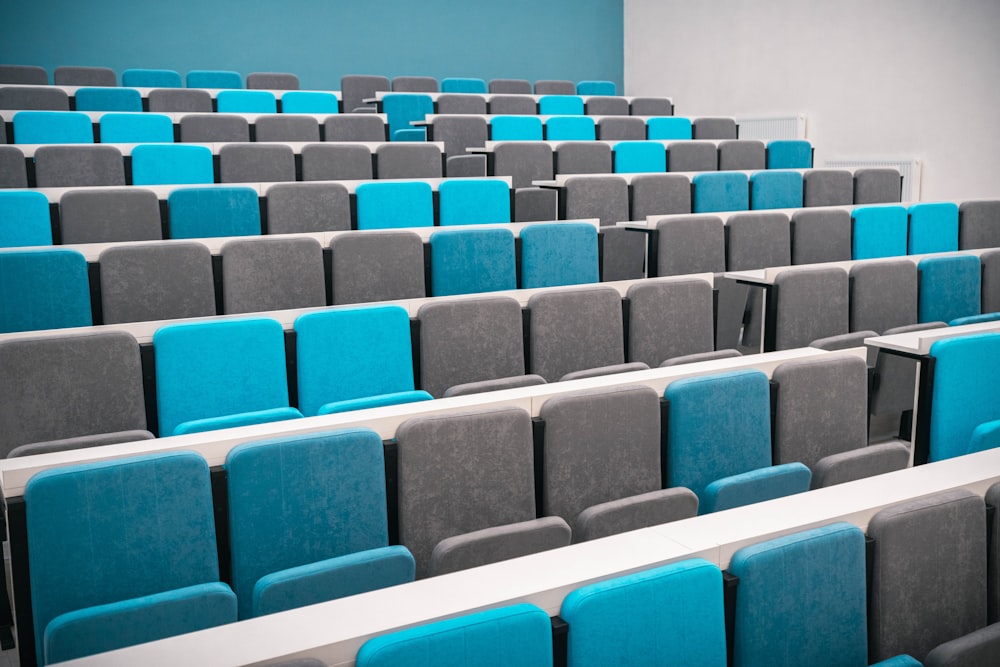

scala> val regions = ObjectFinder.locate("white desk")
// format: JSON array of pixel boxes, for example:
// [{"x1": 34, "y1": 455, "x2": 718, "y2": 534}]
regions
[
  {"x1": 6, "y1": 139, "x2": 438, "y2": 159},
  {"x1": 0, "y1": 84, "x2": 343, "y2": 101},
  {"x1": 0, "y1": 109, "x2": 369, "y2": 125}
]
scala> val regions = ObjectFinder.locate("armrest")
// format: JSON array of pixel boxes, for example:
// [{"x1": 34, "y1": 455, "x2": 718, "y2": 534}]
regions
[
  {"x1": 574, "y1": 487, "x2": 698, "y2": 542},
  {"x1": 429, "y1": 516, "x2": 571, "y2": 577},
  {"x1": 703, "y1": 463, "x2": 811, "y2": 513},
  {"x1": 812, "y1": 442, "x2": 910, "y2": 488}
]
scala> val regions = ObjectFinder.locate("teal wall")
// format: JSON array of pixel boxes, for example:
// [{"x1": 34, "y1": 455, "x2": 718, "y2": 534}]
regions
[{"x1": 0, "y1": 0, "x2": 624, "y2": 90}]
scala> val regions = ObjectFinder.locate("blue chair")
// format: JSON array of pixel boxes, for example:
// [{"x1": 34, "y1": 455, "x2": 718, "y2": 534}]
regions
[
  {"x1": 438, "y1": 178, "x2": 511, "y2": 226},
  {"x1": 692, "y1": 172, "x2": 750, "y2": 213},
  {"x1": 355, "y1": 181, "x2": 434, "y2": 230},
  {"x1": 614, "y1": 140, "x2": 666, "y2": 173},
  {"x1": 908, "y1": 202, "x2": 959, "y2": 254},
  {"x1": 539, "y1": 95, "x2": 585, "y2": 115},
  {"x1": 74, "y1": 86, "x2": 142, "y2": 112},
  {"x1": 356, "y1": 603, "x2": 553, "y2": 667},
  {"x1": 766, "y1": 139, "x2": 812, "y2": 169},
  {"x1": 25, "y1": 451, "x2": 237, "y2": 664},
  {"x1": 99, "y1": 112, "x2": 174, "y2": 143},
  {"x1": 154, "y1": 317, "x2": 303, "y2": 436},
  {"x1": 381, "y1": 92, "x2": 433, "y2": 141},
  {"x1": 750, "y1": 170, "x2": 803, "y2": 209},
  {"x1": 441, "y1": 77, "x2": 487, "y2": 93},
  {"x1": 294, "y1": 306, "x2": 433, "y2": 416},
  {"x1": 281, "y1": 91, "x2": 339, "y2": 113},
  {"x1": 852, "y1": 205, "x2": 908, "y2": 259},
  {"x1": 646, "y1": 116, "x2": 692, "y2": 140},
  {"x1": 122, "y1": 68, "x2": 182, "y2": 88},
  {"x1": 216, "y1": 90, "x2": 277, "y2": 113},
  {"x1": 0, "y1": 248, "x2": 91, "y2": 333},
  {"x1": 576, "y1": 80, "x2": 616, "y2": 96},
  {"x1": 545, "y1": 116, "x2": 595, "y2": 140},
  {"x1": 13, "y1": 111, "x2": 93, "y2": 144},
  {"x1": 167, "y1": 186, "x2": 261, "y2": 239},
  {"x1": 519, "y1": 223, "x2": 599, "y2": 288},
  {"x1": 131, "y1": 144, "x2": 214, "y2": 185},
  {"x1": 0, "y1": 190, "x2": 52, "y2": 247},
  {"x1": 186, "y1": 70, "x2": 242, "y2": 89},
  {"x1": 491, "y1": 115, "x2": 544, "y2": 140},
  {"x1": 429, "y1": 227, "x2": 517, "y2": 296},
  {"x1": 561, "y1": 558, "x2": 726, "y2": 667},
  {"x1": 227, "y1": 428, "x2": 415, "y2": 619},
  {"x1": 918, "y1": 255, "x2": 981, "y2": 324},
  {"x1": 949, "y1": 311, "x2": 1000, "y2": 326}
]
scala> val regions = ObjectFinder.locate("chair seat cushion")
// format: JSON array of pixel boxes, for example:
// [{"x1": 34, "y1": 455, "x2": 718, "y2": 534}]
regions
[
  {"x1": 8, "y1": 429, "x2": 154, "y2": 458},
  {"x1": 317, "y1": 390, "x2": 433, "y2": 416},
  {"x1": 703, "y1": 462, "x2": 811, "y2": 513},
  {"x1": 429, "y1": 516, "x2": 571, "y2": 576},
  {"x1": 559, "y1": 362, "x2": 649, "y2": 382},
  {"x1": 173, "y1": 407, "x2": 303, "y2": 436}
]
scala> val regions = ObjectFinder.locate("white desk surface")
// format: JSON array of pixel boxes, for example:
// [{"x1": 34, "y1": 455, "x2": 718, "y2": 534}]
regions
[
  {"x1": 474, "y1": 139, "x2": 728, "y2": 153},
  {"x1": 865, "y1": 320, "x2": 1000, "y2": 356},
  {"x1": 8, "y1": 139, "x2": 438, "y2": 159},
  {"x1": 369, "y1": 91, "x2": 664, "y2": 104},
  {"x1": 533, "y1": 167, "x2": 829, "y2": 188},
  {"x1": 416, "y1": 114, "x2": 665, "y2": 125},
  {"x1": 0, "y1": 84, "x2": 343, "y2": 100},
  {"x1": 0, "y1": 110, "x2": 372, "y2": 124},
  {"x1": 618, "y1": 202, "x2": 918, "y2": 231}
]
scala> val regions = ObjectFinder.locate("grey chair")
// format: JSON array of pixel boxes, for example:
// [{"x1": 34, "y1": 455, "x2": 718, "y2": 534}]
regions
[
  {"x1": 718, "y1": 140, "x2": 765, "y2": 170},
  {"x1": 395, "y1": 406, "x2": 571, "y2": 578},
  {"x1": 392, "y1": 76, "x2": 438, "y2": 92},
  {"x1": 300, "y1": 143, "x2": 373, "y2": 180},
  {"x1": 652, "y1": 214, "x2": 726, "y2": 276},
  {"x1": 253, "y1": 115, "x2": 320, "y2": 142},
  {"x1": 692, "y1": 117, "x2": 737, "y2": 140},
  {"x1": 219, "y1": 237, "x2": 326, "y2": 314},
  {"x1": 446, "y1": 154, "x2": 487, "y2": 177},
  {"x1": 417, "y1": 296, "x2": 532, "y2": 398},
  {"x1": 959, "y1": 200, "x2": 1000, "y2": 250},
  {"x1": 0, "y1": 86, "x2": 68, "y2": 110},
  {"x1": 60, "y1": 188, "x2": 162, "y2": 244},
  {"x1": 660, "y1": 349, "x2": 742, "y2": 367},
  {"x1": 871, "y1": 321, "x2": 944, "y2": 418},
  {"x1": 539, "y1": 384, "x2": 698, "y2": 541},
  {"x1": 427, "y1": 116, "x2": 487, "y2": 157},
  {"x1": 179, "y1": 114, "x2": 250, "y2": 142},
  {"x1": 585, "y1": 97, "x2": 629, "y2": 115},
  {"x1": 981, "y1": 249, "x2": 1000, "y2": 314},
  {"x1": 0, "y1": 145, "x2": 29, "y2": 188},
  {"x1": 493, "y1": 142, "x2": 553, "y2": 188},
  {"x1": 627, "y1": 279, "x2": 715, "y2": 367},
  {"x1": 265, "y1": 182, "x2": 352, "y2": 234},
  {"x1": 596, "y1": 116, "x2": 645, "y2": 140},
  {"x1": 629, "y1": 97, "x2": 673, "y2": 116},
  {"x1": 246, "y1": 72, "x2": 299, "y2": 90},
  {"x1": 772, "y1": 267, "x2": 849, "y2": 350},
  {"x1": 513, "y1": 187, "x2": 558, "y2": 222},
  {"x1": 0, "y1": 65, "x2": 47, "y2": 84},
  {"x1": 374, "y1": 143, "x2": 442, "y2": 179},
  {"x1": 98, "y1": 242, "x2": 216, "y2": 324},
  {"x1": 54, "y1": 66, "x2": 116, "y2": 86},
  {"x1": 444, "y1": 374, "x2": 546, "y2": 398},
  {"x1": 219, "y1": 144, "x2": 296, "y2": 183},
  {"x1": 436, "y1": 94, "x2": 487, "y2": 115},
  {"x1": 989, "y1": 482, "x2": 1000, "y2": 623},
  {"x1": 667, "y1": 141, "x2": 718, "y2": 172},
  {"x1": 34, "y1": 145, "x2": 125, "y2": 187},
  {"x1": 562, "y1": 176, "x2": 628, "y2": 225},
  {"x1": 488, "y1": 79, "x2": 531, "y2": 94},
  {"x1": 630, "y1": 173, "x2": 691, "y2": 218},
  {"x1": 849, "y1": 260, "x2": 917, "y2": 334},
  {"x1": 790, "y1": 209, "x2": 852, "y2": 264},
  {"x1": 147, "y1": 88, "x2": 213, "y2": 113},
  {"x1": 803, "y1": 169, "x2": 854, "y2": 207},
  {"x1": 924, "y1": 623, "x2": 1000, "y2": 667},
  {"x1": 854, "y1": 168, "x2": 902, "y2": 204},
  {"x1": 488, "y1": 95, "x2": 537, "y2": 115},
  {"x1": 0, "y1": 331, "x2": 153, "y2": 456},
  {"x1": 340, "y1": 74, "x2": 390, "y2": 112},
  {"x1": 534, "y1": 80, "x2": 575, "y2": 95},
  {"x1": 725, "y1": 212, "x2": 791, "y2": 271},
  {"x1": 323, "y1": 114, "x2": 387, "y2": 141},
  {"x1": 329, "y1": 231, "x2": 426, "y2": 304},
  {"x1": 554, "y1": 142, "x2": 612, "y2": 174}
]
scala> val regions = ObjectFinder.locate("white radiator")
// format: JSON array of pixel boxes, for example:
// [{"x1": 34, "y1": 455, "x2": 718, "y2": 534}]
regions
[
  {"x1": 824, "y1": 158, "x2": 923, "y2": 202},
  {"x1": 735, "y1": 114, "x2": 807, "y2": 140}
]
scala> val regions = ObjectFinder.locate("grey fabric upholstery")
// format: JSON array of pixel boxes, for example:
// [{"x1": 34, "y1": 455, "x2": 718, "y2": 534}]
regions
[
  {"x1": 597, "y1": 117, "x2": 645, "y2": 140},
  {"x1": 493, "y1": 142, "x2": 553, "y2": 188},
  {"x1": 267, "y1": 660, "x2": 327, "y2": 667},
  {"x1": 445, "y1": 154, "x2": 487, "y2": 177},
  {"x1": 488, "y1": 95, "x2": 537, "y2": 115},
  {"x1": 534, "y1": 80, "x2": 575, "y2": 94},
  {"x1": 559, "y1": 362, "x2": 649, "y2": 381},
  {"x1": 323, "y1": 115, "x2": 387, "y2": 141},
  {"x1": 330, "y1": 231, "x2": 425, "y2": 304},
  {"x1": 418, "y1": 296, "x2": 528, "y2": 398},
  {"x1": 868, "y1": 489, "x2": 987, "y2": 662},
  {"x1": 436, "y1": 94, "x2": 487, "y2": 114},
  {"x1": 0, "y1": 65, "x2": 48, "y2": 84},
  {"x1": 668, "y1": 141, "x2": 718, "y2": 172},
  {"x1": 253, "y1": 115, "x2": 320, "y2": 142},
  {"x1": 266, "y1": 182, "x2": 352, "y2": 233},
  {"x1": 790, "y1": 208, "x2": 852, "y2": 264},
  {"x1": 629, "y1": 97, "x2": 673, "y2": 116},
  {"x1": 628, "y1": 279, "x2": 715, "y2": 366},
  {"x1": 0, "y1": 331, "x2": 150, "y2": 455},
  {"x1": 8, "y1": 429, "x2": 154, "y2": 458},
  {"x1": 60, "y1": 188, "x2": 162, "y2": 244},
  {"x1": 527, "y1": 286, "x2": 626, "y2": 382},
  {"x1": 959, "y1": 200, "x2": 1000, "y2": 250},
  {"x1": 692, "y1": 117, "x2": 737, "y2": 140},
  {"x1": 147, "y1": 88, "x2": 213, "y2": 113},
  {"x1": 0, "y1": 86, "x2": 68, "y2": 110},
  {"x1": 34, "y1": 145, "x2": 125, "y2": 187},
  {"x1": 563, "y1": 176, "x2": 628, "y2": 225},
  {"x1": 987, "y1": 483, "x2": 1000, "y2": 623},
  {"x1": 99, "y1": 242, "x2": 216, "y2": 324},
  {"x1": 0, "y1": 119, "x2": 5, "y2": 143},
  {"x1": 811, "y1": 442, "x2": 910, "y2": 488},
  {"x1": 0, "y1": 145, "x2": 29, "y2": 188},
  {"x1": 555, "y1": 142, "x2": 612, "y2": 174},
  {"x1": 220, "y1": 237, "x2": 326, "y2": 314},
  {"x1": 630, "y1": 174, "x2": 692, "y2": 218},
  {"x1": 489, "y1": 79, "x2": 532, "y2": 94},
  {"x1": 871, "y1": 321, "x2": 946, "y2": 416},
  {"x1": 340, "y1": 74, "x2": 390, "y2": 112},
  {"x1": 924, "y1": 622, "x2": 1000, "y2": 667},
  {"x1": 179, "y1": 114, "x2": 250, "y2": 142},
  {"x1": 850, "y1": 260, "x2": 917, "y2": 333},
  {"x1": 513, "y1": 187, "x2": 558, "y2": 222},
  {"x1": 576, "y1": 488, "x2": 699, "y2": 542},
  {"x1": 539, "y1": 384, "x2": 662, "y2": 537},
  {"x1": 809, "y1": 330, "x2": 877, "y2": 354},
  {"x1": 586, "y1": 97, "x2": 629, "y2": 115},
  {"x1": 429, "y1": 516, "x2": 571, "y2": 576},
  {"x1": 443, "y1": 374, "x2": 546, "y2": 398},
  {"x1": 803, "y1": 169, "x2": 854, "y2": 206},
  {"x1": 773, "y1": 267, "x2": 849, "y2": 350},
  {"x1": 374, "y1": 143, "x2": 442, "y2": 179},
  {"x1": 981, "y1": 249, "x2": 1000, "y2": 314},
  {"x1": 246, "y1": 72, "x2": 299, "y2": 90},
  {"x1": 300, "y1": 143, "x2": 373, "y2": 180},
  {"x1": 854, "y1": 168, "x2": 902, "y2": 204},
  {"x1": 396, "y1": 406, "x2": 537, "y2": 578},
  {"x1": 392, "y1": 76, "x2": 437, "y2": 92},
  {"x1": 430, "y1": 115, "x2": 488, "y2": 157},
  {"x1": 718, "y1": 140, "x2": 766, "y2": 171},
  {"x1": 54, "y1": 66, "x2": 116, "y2": 86},
  {"x1": 219, "y1": 143, "x2": 296, "y2": 183},
  {"x1": 725, "y1": 212, "x2": 791, "y2": 270},
  {"x1": 659, "y1": 349, "x2": 742, "y2": 366},
  {"x1": 653, "y1": 215, "x2": 726, "y2": 275},
  {"x1": 601, "y1": 226, "x2": 647, "y2": 281}
]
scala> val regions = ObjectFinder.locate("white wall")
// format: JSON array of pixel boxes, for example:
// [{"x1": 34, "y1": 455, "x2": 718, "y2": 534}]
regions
[{"x1": 624, "y1": 0, "x2": 1000, "y2": 201}]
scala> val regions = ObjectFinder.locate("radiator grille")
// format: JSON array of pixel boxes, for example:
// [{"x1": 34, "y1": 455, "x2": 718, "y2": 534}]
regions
[
  {"x1": 824, "y1": 158, "x2": 923, "y2": 202},
  {"x1": 735, "y1": 114, "x2": 807, "y2": 140}
]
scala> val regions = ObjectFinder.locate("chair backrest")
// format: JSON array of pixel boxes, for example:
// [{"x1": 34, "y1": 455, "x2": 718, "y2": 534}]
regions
[
  {"x1": 773, "y1": 267, "x2": 849, "y2": 350},
  {"x1": 491, "y1": 115, "x2": 543, "y2": 140},
  {"x1": 99, "y1": 112, "x2": 174, "y2": 143},
  {"x1": 0, "y1": 248, "x2": 91, "y2": 333},
  {"x1": 440, "y1": 77, "x2": 486, "y2": 93},
  {"x1": 789, "y1": 209, "x2": 852, "y2": 264},
  {"x1": 545, "y1": 116, "x2": 595, "y2": 140},
  {"x1": 74, "y1": 86, "x2": 142, "y2": 112},
  {"x1": 253, "y1": 115, "x2": 320, "y2": 142},
  {"x1": 220, "y1": 237, "x2": 326, "y2": 314},
  {"x1": 131, "y1": 144, "x2": 214, "y2": 185},
  {"x1": 179, "y1": 113, "x2": 250, "y2": 142},
  {"x1": 692, "y1": 172, "x2": 749, "y2": 213},
  {"x1": 647, "y1": 116, "x2": 692, "y2": 140},
  {"x1": 323, "y1": 114, "x2": 388, "y2": 141},
  {"x1": 301, "y1": 143, "x2": 372, "y2": 180},
  {"x1": 0, "y1": 86, "x2": 68, "y2": 111},
  {"x1": 374, "y1": 142, "x2": 442, "y2": 179},
  {"x1": 34, "y1": 144, "x2": 125, "y2": 187},
  {"x1": 520, "y1": 223, "x2": 599, "y2": 288},
  {"x1": 597, "y1": 116, "x2": 645, "y2": 140},
  {"x1": 186, "y1": 70, "x2": 242, "y2": 88},
  {"x1": 803, "y1": 169, "x2": 854, "y2": 206},
  {"x1": 493, "y1": 142, "x2": 553, "y2": 188},
  {"x1": 0, "y1": 145, "x2": 29, "y2": 188},
  {"x1": 850, "y1": 260, "x2": 918, "y2": 333},
  {"x1": 692, "y1": 117, "x2": 737, "y2": 139},
  {"x1": 630, "y1": 173, "x2": 691, "y2": 218},
  {"x1": 749, "y1": 170, "x2": 803, "y2": 209},
  {"x1": 630, "y1": 97, "x2": 673, "y2": 115},
  {"x1": 908, "y1": 202, "x2": 959, "y2": 254},
  {"x1": 217, "y1": 90, "x2": 277, "y2": 113},
  {"x1": 725, "y1": 211, "x2": 791, "y2": 270},
  {"x1": 355, "y1": 181, "x2": 433, "y2": 230},
  {"x1": 218, "y1": 143, "x2": 296, "y2": 183},
  {"x1": 585, "y1": 96, "x2": 629, "y2": 115},
  {"x1": 538, "y1": 95, "x2": 584, "y2": 115},
  {"x1": 958, "y1": 199, "x2": 1000, "y2": 250},
  {"x1": 489, "y1": 78, "x2": 531, "y2": 94},
  {"x1": 266, "y1": 182, "x2": 352, "y2": 233},
  {"x1": 246, "y1": 72, "x2": 300, "y2": 90},
  {"x1": 563, "y1": 175, "x2": 628, "y2": 226},
  {"x1": 381, "y1": 92, "x2": 433, "y2": 139},
  {"x1": 854, "y1": 168, "x2": 902, "y2": 204},
  {"x1": 489, "y1": 95, "x2": 537, "y2": 115},
  {"x1": 340, "y1": 74, "x2": 390, "y2": 112},
  {"x1": 429, "y1": 227, "x2": 517, "y2": 296},
  {"x1": 627, "y1": 278, "x2": 715, "y2": 366},
  {"x1": 982, "y1": 248, "x2": 1000, "y2": 314},
  {"x1": 54, "y1": 66, "x2": 116, "y2": 86},
  {"x1": 0, "y1": 190, "x2": 51, "y2": 247},
  {"x1": 653, "y1": 215, "x2": 726, "y2": 276},
  {"x1": 918, "y1": 255, "x2": 981, "y2": 324},
  {"x1": 535, "y1": 80, "x2": 575, "y2": 95},
  {"x1": 60, "y1": 187, "x2": 161, "y2": 244},
  {"x1": 576, "y1": 80, "x2": 615, "y2": 95},
  {"x1": 430, "y1": 115, "x2": 488, "y2": 156},
  {"x1": 391, "y1": 76, "x2": 437, "y2": 92},
  {"x1": 0, "y1": 64, "x2": 48, "y2": 84},
  {"x1": 852, "y1": 205, "x2": 908, "y2": 260},
  {"x1": 614, "y1": 140, "x2": 666, "y2": 173},
  {"x1": 438, "y1": 178, "x2": 510, "y2": 226},
  {"x1": 147, "y1": 88, "x2": 213, "y2": 112},
  {"x1": 14, "y1": 110, "x2": 92, "y2": 143},
  {"x1": 330, "y1": 231, "x2": 426, "y2": 304},
  {"x1": 167, "y1": 186, "x2": 261, "y2": 238},
  {"x1": 553, "y1": 141, "x2": 611, "y2": 174},
  {"x1": 280, "y1": 91, "x2": 339, "y2": 113},
  {"x1": 719, "y1": 139, "x2": 765, "y2": 171},
  {"x1": 767, "y1": 139, "x2": 812, "y2": 169},
  {"x1": 122, "y1": 68, "x2": 182, "y2": 87},
  {"x1": 666, "y1": 140, "x2": 717, "y2": 172}
]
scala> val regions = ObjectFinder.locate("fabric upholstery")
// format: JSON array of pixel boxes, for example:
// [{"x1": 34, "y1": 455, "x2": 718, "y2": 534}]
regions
[
  {"x1": 0, "y1": 247, "x2": 91, "y2": 333},
  {"x1": 630, "y1": 97, "x2": 674, "y2": 116},
  {"x1": 441, "y1": 77, "x2": 487, "y2": 93},
  {"x1": 871, "y1": 321, "x2": 944, "y2": 416},
  {"x1": 340, "y1": 74, "x2": 390, "y2": 112},
  {"x1": 493, "y1": 142, "x2": 553, "y2": 188},
  {"x1": 693, "y1": 172, "x2": 749, "y2": 213},
  {"x1": 850, "y1": 260, "x2": 917, "y2": 333},
  {"x1": 630, "y1": 173, "x2": 692, "y2": 218},
  {"x1": 514, "y1": 187, "x2": 558, "y2": 221},
  {"x1": 790, "y1": 208, "x2": 852, "y2": 264},
  {"x1": 577, "y1": 80, "x2": 615, "y2": 95},
  {"x1": 74, "y1": 87, "x2": 142, "y2": 111},
  {"x1": 803, "y1": 169, "x2": 854, "y2": 207},
  {"x1": 7, "y1": 431, "x2": 153, "y2": 459},
  {"x1": 436, "y1": 93, "x2": 487, "y2": 114},
  {"x1": 554, "y1": 142, "x2": 612, "y2": 174},
  {"x1": 374, "y1": 143, "x2": 442, "y2": 179},
  {"x1": 301, "y1": 143, "x2": 373, "y2": 180},
  {"x1": 392, "y1": 76, "x2": 438, "y2": 92},
  {"x1": 266, "y1": 182, "x2": 352, "y2": 233},
  {"x1": 559, "y1": 362, "x2": 648, "y2": 381},
  {"x1": 281, "y1": 91, "x2": 339, "y2": 113},
  {"x1": 575, "y1": 488, "x2": 699, "y2": 541},
  {"x1": 520, "y1": 223, "x2": 599, "y2": 288},
  {"x1": 702, "y1": 462, "x2": 811, "y2": 513},
  {"x1": 0, "y1": 87, "x2": 68, "y2": 111},
  {"x1": 546, "y1": 116, "x2": 596, "y2": 140},
  {"x1": 381, "y1": 93, "x2": 433, "y2": 139},
  {"x1": 750, "y1": 170, "x2": 803, "y2": 209},
  {"x1": 563, "y1": 176, "x2": 628, "y2": 225},
  {"x1": 0, "y1": 190, "x2": 51, "y2": 247},
  {"x1": 0, "y1": 65, "x2": 48, "y2": 84},
  {"x1": 330, "y1": 231, "x2": 426, "y2": 304},
  {"x1": 646, "y1": 116, "x2": 692, "y2": 139},
  {"x1": 692, "y1": 117, "x2": 737, "y2": 139},
  {"x1": 767, "y1": 140, "x2": 812, "y2": 169},
  {"x1": 854, "y1": 168, "x2": 902, "y2": 204},
  {"x1": 186, "y1": 70, "x2": 242, "y2": 88},
  {"x1": 437, "y1": 178, "x2": 511, "y2": 226},
  {"x1": 773, "y1": 267, "x2": 849, "y2": 350},
  {"x1": 219, "y1": 143, "x2": 296, "y2": 183},
  {"x1": 317, "y1": 391, "x2": 432, "y2": 416},
  {"x1": 918, "y1": 255, "x2": 981, "y2": 324},
  {"x1": 667, "y1": 140, "x2": 718, "y2": 172},
  {"x1": 254, "y1": 115, "x2": 321, "y2": 142},
  {"x1": 719, "y1": 140, "x2": 765, "y2": 170},
  {"x1": 220, "y1": 237, "x2": 326, "y2": 314},
  {"x1": 443, "y1": 374, "x2": 546, "y2": 398},
  {"x1": 660, "y1": 349, "x2": 742, "y2": 366},
  {"x1": 489, "y1": 79, "x2": 532, "y2": 94},
  {"x1": 324, "y1": 114, "x2": 387, "y2": 141},
  {"x1": 725, "y1": 212, "x2": 791, "y2": 270},
  {"x1": 627, "y1": 279, "x2": 714, "y2": 366},
  {"x1": 34, "y1": 145, "x2": 125, "y2": 187},
  {"x1": 355, "y1": 181, "x2": 434, "y2": 229},
  {"x1": 429, "y1": 517, "x2": 571, "y2": 576},
  {"x1": 99, "y1": 112, "x2": 173, "y2": 143},
  {"x1": 614, "y1": 141, "x2": 666, "y2": 173},
  {"x1": 811, "y1": 442, "x2": 911, "y2": 487},
  {"x1": 122, "y1": 68, "x2": 182, "y2": 87},
  {"x1": 14, "y1": 110, "x2": 93, "y2": 143},
  {"x1": 923, "y1": 622, "x2": 1000, "y2": 667},
  {"x1": 179, "y1": 113, "x2": 250, "y2": 142},
  {"x1": 147, "y1": 89, "x2": 213, "y2": 113},
  {"x1": 488, "y1": 95, "x2": 537, "y2": 115},
  {"x1": 538, "y1": 95, "x2": 584, "y2": 115},
  {"x1": 987, "y1": 482, "x2": 1000, "y2": 623},
  {"x1": 429, "y1": 227, "x2": 517, "y2": 296},
  {"x1": 654, "y1": 215, "x2": 726, "y2": 275},
  {"x1": 491, "y1": 115, "x2": 544, "y2": 140},
  {"x1": 131, "y1": 144, "x2": 214, "y2": 185},
  {"x1": 246, "y1": 72, "x2": 299, "y2": 90},
  {"x1": 959, "y1": 200, "x2": 1000, "y2": 250},
  {"x1": 167, "y1": 186, "x2": 261, "y2": 238},
  {"x1": 431, "y1": 115, "x2": 488, "y2": 157},
  {"x1": 535, "y1": 80, "x2": 575, "y2": 94},
  {"x1": 909, "y1": 202, "x2": 959, "y2": 254},
  {"x1": 597, "y1": 117, "x2": 645, "y2": 140},
  {"x1": 0, "y1": 145, "x2": 29, "y2": 188}
]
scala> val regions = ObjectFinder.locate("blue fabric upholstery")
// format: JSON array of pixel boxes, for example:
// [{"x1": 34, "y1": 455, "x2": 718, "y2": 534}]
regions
[
  {"x1": 74, "y1": 87, "x2": 142, "y2": 112},
  {"x1": 441, "y1": 77, "x2": 487, "y2": 93},
  {"x1": 227, "y1": 428, "x2": 414, "y2": 618},
  {"x1": 131, "y1": 144, "x2": 214, "y2": 185},
  {"x1": 750, "y1": 170, "x2": 803, "y2": 209},
  {"x1": 728, "y1": 522, "x2": 868, "y2": 667},
  {"x1": 25, "y1": 451, "x2": 233, "y2": 663},
  {"x1": 317, "y1": 391, "x2": 433, "y2": 415},
  {"x1": 928, "y1": 332, "x2": 1000, "y2": 461},
  {"x1": 969, "y1": 419, "x2": 1000, "y2": 454},
  {"x1": 614, "y1": 141, "x2": 667, "y2": 173},
  {"x1": 766, "y1": 140, "x2": 812, "y2": 169},
  {"x1": 950, "y1": 311, "x2": 1000, "y2": 326},
  {"x1": 216, "y1": 90, "x2": 277, "y2": 113},
  {"x1": 646, "y1": 117, "x2": 692, "y2": 140},
  {"x1": 438, "y1": 178, "x2": 511, "y2": 226},
  {"x1": 491, "y1": 115, "x2": 543, "y2": 140},
  {"x1": 122, "y1": 68, "x2": 182, "y2": 87},
  {"x1": 294, "y1": 305, "x2": 423, "y2": 417},
  {"x1": 13, "y1": 111, "x2": 93, "y2": 144},
  {"x1": 871, "y1": 657, "x2": 921, "y2": 667},
  {"x1": 186, "y1": 70, "x2": 242, "y2": 88},
  {"x1": 355, "y1": 181, "x2": 434, "y2": 230},
  {"x1": 99, "y1": 112, "x2": 174, "y2": 143},
  {"x1": 918, "y1": 255, "x2": 981, "y2": 323},
  {"x1": 539, "y1": 95, "x2": 584, "y2": 115},
  {"x1": 0, "y1": 248, "x2": 91, "y2": 333},
  {"x1": 382, "y1": 93, "x2": 434, "y2": 139},
  {"x1": 519, "y1": 223, "x2": 599, "y2": 288},
  {"x1": 545, "y1": 116, "x2": 595, "y2": 140},
  {"x1": 0, "y1": 191, "x2": 52, "y2": 247},
  {"x1": 852, "y1": 205, "x2": 908, "y2": 260},
  {"x1": 281, "y1": 91, "x2": 340, "y2": 113},
  {"x1": 702, "y1": 462, "x2": 811, "y2": 513},
  {"x1": 908, "y1": 202, "x2": 959, "y2": 254},
  {"x1": 429, "y1": 228, "x2": 517, "y2": 296},
  {"x1": 692, "y1": 172, "x2": 750, "y2": 213},
  {"x1": 560, "y1": 558, "x2": 726, "y2": 667},
  {"x1": 392, "y1": 128, "x2": 426, "y2": 141},
  {"x1": 576, "y1": 80, "x2": 616, "y2": 96},
  {"x1": 664, "y1": 369, "x2": 772, "y2": 509},
  {"x1": 167, "y1": 186, "x2": 261, "y2": 238},
  {"x1": 153, "y1": 317, "x2": 301, "y2": 436},
  {"x1": 356, "y1": 603, "x2": 553, "y2": 667},
  {"x1": 172, "y1": 407, "x2": 302, "y2": 435}
]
